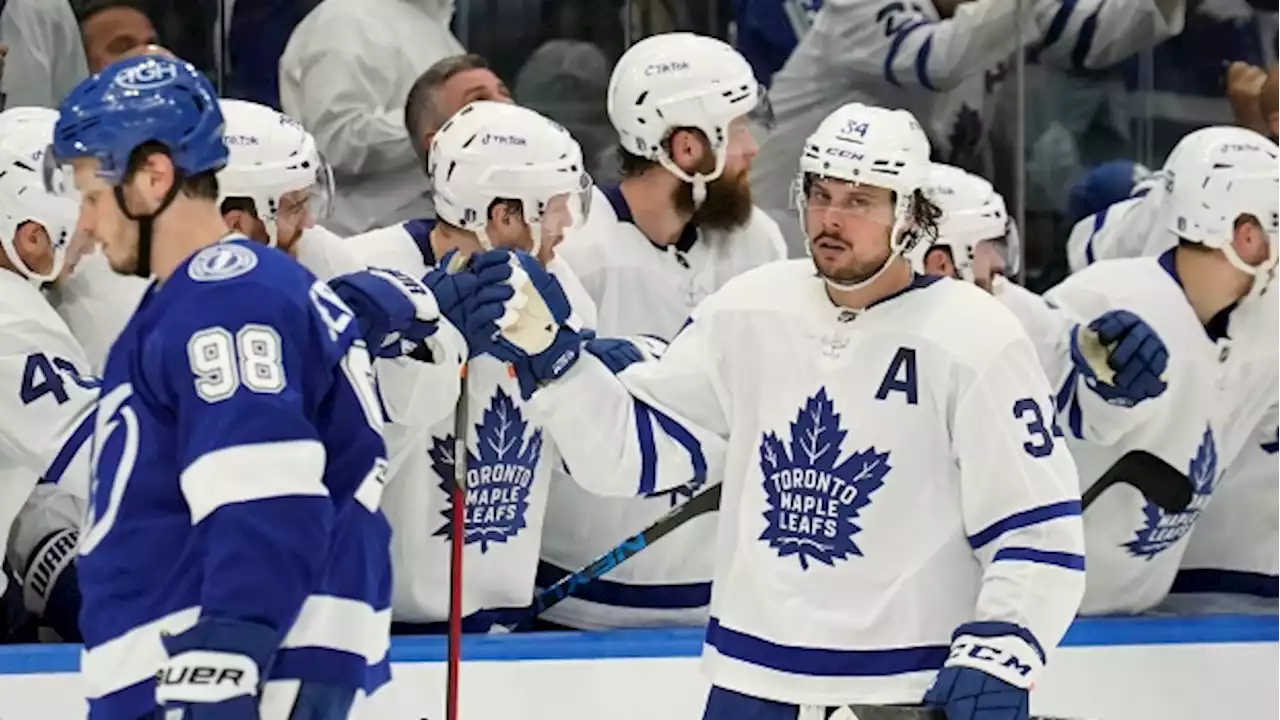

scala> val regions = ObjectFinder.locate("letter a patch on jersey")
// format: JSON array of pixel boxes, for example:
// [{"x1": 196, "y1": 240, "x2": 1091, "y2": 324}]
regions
[
  {"x1": 1123, "y1": 427, "x2": 1217, "y2": 560},
  {"x1": 758, "y1": 388, "x2": 890, "y2": 570},
  {"x1": 429, "y1": 388, "x2": 542, "y2": 553}
]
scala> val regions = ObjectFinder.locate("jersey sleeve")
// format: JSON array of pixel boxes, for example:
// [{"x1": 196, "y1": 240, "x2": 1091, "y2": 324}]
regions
[
  {"x1": 951, "y1": 330, "x2": 1086, "y2": 688},
  {"x1": 1031, "y1": 0, "x2": 1184, "y2": 71},
  {"x1": 992, "y1": 276, "x2": 1168, "y2": 447},
  {"x1": 525, "y1": 312, "x2": 729, "y2": 498},
  {"x1": 156, "y1": 281, "x2": 334, "y2": 639},
  {"x1": 0, "y1": 318, "x2": 98, "y2": 492},
  {"x1": 815, "y1": 0, "x2": 1041, "y2": 93}
]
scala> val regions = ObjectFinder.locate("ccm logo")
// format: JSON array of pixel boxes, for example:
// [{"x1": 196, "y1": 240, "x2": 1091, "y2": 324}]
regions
[{"x1": 949, "y1": 640, "x2": 1033, "y2": 677}]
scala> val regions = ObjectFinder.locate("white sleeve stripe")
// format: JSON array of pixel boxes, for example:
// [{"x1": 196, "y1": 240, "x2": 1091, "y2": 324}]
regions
[{"x1": 180, "y1": 440, "x2": 328, "y2": 525}]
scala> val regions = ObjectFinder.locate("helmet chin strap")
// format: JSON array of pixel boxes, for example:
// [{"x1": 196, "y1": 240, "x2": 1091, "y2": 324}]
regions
[
  {"x1": 114, "y1": 177, "x2": 184, "y2": 279},
  {"x1": 814, "y1": 221, "x2": 914, "y2": 293},
  {"x1": 1223, "y1": 242, "x2": 1278, "y2": 298}
]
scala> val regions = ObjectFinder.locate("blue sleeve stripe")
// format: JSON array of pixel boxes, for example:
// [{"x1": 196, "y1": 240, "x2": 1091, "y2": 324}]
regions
[
  {"x1": 1039, "y1": 0, "x2": 1077, "y2": 53},
  {"x1": 1262, "y1": 439, "x2": 1278, "y2": 454},
  {"x1": 883, "y1": 19, "x2": 933, "y2": 87},
  {"x1": 1171, "y1": 569, "x2": 1279, "y2": 598},
  {"x1": 993, "y1": 546, "x2": 1086, "y2": 571},
  {"x1": 706, "y1": 617, "x2": 949, "y2": 677},
  {"x1": 634, "y1": 402, "x2": 658, "y2": 496},
  {"x1": 1084, "y1": 207, "x2": 1108, "y2": 265},
  {"x1": 914, "y1": 35, "x2": 937, "y2": 91},
  {"x1": 1071, "y1": 5, "x2": 1103, "y2": 71},
  {"x1": 41, "y1": 408, "x2": 96, "y2": 485},
  {"x1": 952, "y1": 620, "x2": 1046, "y2": 663},
  {"x1": 648, "y1": 407, "x2": 708, "y2": 483},
  {"x1": 1067, "y1": 387, "x2": 1085, "y2": 440},
  {"x1": 968, "y1": 500, "x2": 1082, "y2": 550},
  {"x1": 1054, "y1": 366, "x2": 1078, "y2": 420}
]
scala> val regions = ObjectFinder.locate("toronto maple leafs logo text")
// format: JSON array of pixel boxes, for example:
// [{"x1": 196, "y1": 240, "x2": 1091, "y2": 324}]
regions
[
  {"x1": 1124, "y1": 427, "x2": 1217, "y2": 560},
  {"x1": 758, "y1": 388, "x2": 890, "y2": 570},
  {"x1": 429, "y1": 388, "x2": 542, "y2": 553}
]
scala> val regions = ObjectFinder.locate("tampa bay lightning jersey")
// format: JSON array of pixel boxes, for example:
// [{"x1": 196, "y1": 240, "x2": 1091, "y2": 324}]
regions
[
  {"x1": 77, "y1": 238, "x2": 392, "y2": 719},
  {"x1": 524, "y1": 261, "x2": 1085, "y2": 705}
]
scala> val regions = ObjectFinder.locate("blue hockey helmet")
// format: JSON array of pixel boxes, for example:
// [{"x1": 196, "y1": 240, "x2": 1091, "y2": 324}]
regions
[{"x1": 51, "y1": 53, "x2": 227, "y2": 183}]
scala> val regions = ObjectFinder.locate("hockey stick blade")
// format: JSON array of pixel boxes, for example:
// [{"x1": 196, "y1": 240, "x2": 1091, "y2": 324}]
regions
[
  {"x1": 1083, "y1": 449, "x2": 1193, "y2": 513},
  {"x1": 834, "y1": 707, "x2": 1087, "y2": 720},
  {"x1": 508, "y1": 482, "x2": 722, "y2": 631}
]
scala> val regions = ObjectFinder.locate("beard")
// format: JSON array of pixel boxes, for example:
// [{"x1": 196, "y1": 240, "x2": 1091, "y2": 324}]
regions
[
  {"x1": 673, "y1": 166, "x2": 754, "y2": 232},
  {"x1": 810, "y1": 232, "x2": 893, "y2": 286}
]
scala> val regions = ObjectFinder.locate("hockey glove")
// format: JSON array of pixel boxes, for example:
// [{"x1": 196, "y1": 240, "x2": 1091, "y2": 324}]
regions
[
  {"x1": 1070, "y1": 309, "x2": 1168, "y2": 407},
  {"x1": 584, "y1": 335, "x2": 669, "y2": 374},
  {"x1": 157, "y1": 617, "x2": 278, "y2": 718},
  {"x1": 22, "y1": 528, "x2": 82, "y2": 642},
  {"x1": 327, "y1": 267, "x2": 441, "y2": 358},
  {"x1": 923, "y1": 622, "x2": 1041, "y2": 720},
  {"x1": 465, "y1": 249, "x2": 584, "y2": 399}
]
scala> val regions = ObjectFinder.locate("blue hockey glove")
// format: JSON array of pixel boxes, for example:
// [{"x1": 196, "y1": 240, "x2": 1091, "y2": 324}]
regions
[
  {"x1": 1070, "y1": 309, "x2": 1168, "y2": 407},
  {"x1": 424, "y1": 249, "x2": 519, "y2": 358},
  {"x1": 156, "y1": 617, "x2": 279, "y2": 718},
  {"x1": 327, "y1": 267, "x2": 440, "y2": 358},
  {"x1": 422, "y1": 250, "x2": 479, "y2": 333},
  {"x1": 22, "y1": 528, "x2": 82, "y2": 642},
  {"x1": 923, "y1": 622, "x2": 1041, "y2": 720},
  {"x1": 465, "y1": 249, "x2": 585, "y2": 398},
  {"x1": 585, "y1": 335, "x2": 669, "y2": 374}
]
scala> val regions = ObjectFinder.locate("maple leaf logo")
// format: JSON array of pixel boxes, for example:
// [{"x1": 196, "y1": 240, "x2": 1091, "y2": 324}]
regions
[
  {"x1": 758, "y1": 388, "x2": 890, "y2": 570},
  {"x1": 1123, "y1": 426, "x2": 1217, "y2": 560},
  {"x1": 429, "y1": 387, "x2": 542, "y2": 553}
]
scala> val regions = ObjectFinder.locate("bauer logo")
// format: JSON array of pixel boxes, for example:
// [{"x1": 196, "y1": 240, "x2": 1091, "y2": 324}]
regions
[
  {"x1": 430, "y1": 387, "x2": 541, "y2": 553},
  {"x1": 113, "y1": 59, "x2": 179, "y2": 91},
  {"x1": 1124, "y1": 427, "x2": 1217, "y2": 560},
  {"x1": 758, "y1": 388, "x2": 889, "y2": 570}
]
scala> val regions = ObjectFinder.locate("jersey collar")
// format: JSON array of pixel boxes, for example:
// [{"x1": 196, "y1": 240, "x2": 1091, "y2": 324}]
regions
[
  {"x1": 1157, "y1": 248, "x2": 1234, "y2": 341},
  {"x1": 600, "y1": 184, "x2": 699, "y2": 254},
  {"x1": 403, "y1": 218, "x2": 437, "y2": 266}
]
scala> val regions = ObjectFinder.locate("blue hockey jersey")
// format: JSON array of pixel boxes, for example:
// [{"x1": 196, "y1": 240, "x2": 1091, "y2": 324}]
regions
[{"x1": 77, "y1": 238, "x2": 392, "y2": 719}]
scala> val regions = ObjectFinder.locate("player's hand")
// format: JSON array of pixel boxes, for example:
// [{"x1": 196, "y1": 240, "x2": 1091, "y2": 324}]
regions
[
  {"x1": 156, "y1": 617, "x2": 277, "y2": 718},
  {"x1": 924, "y1": 665, "x2": 1029, "y2": 720},
  {"x1": 1226, "y1": 61, "x2": 1269, "y2": 135},
  {"x1": 1070, "y1": 309, "x2": 1169, "y2": 407},
  {"x1": 464, "y1": 249, "x2": 585, "y2": 398},
  {"x1": 328, "y1": 267, "x2": 440, "y2": 358}
]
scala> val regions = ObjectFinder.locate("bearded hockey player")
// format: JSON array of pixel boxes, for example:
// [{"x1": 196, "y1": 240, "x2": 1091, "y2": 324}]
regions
[
  {"x1": 989, "y1": 131, "x2": 1279, "y2": 615},
  {"x1": 48, "y1": 53, "x2": 438, "y2": 718},
  {"x1": 0, "y1": 109, "x2": 95, "y2": 643},
  {"x1": 541, "y1": 32, "x2": 786, "y2": 631},
  {"x1": 453, "y1": 102, "x2": 1087, "y2": 720}
]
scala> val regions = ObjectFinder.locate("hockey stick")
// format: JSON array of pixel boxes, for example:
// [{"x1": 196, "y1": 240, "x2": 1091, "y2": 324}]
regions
[
  {"x1": 508, "y1": 481, "x2": 722, "y2": 631},
  {"x1": 1082, "y1": 449, "x2": 1193, "y2": 513},
  {"x1": 444, "y1": 252, "x2": 470, "y2": 720},
  {"x1": 813, "y1": 707, "x2": 1087, "y2": 720}
]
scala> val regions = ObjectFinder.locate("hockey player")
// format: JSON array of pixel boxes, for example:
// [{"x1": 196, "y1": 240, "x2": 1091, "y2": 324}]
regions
[
  {"x1": 0, "y1": 111, "x2": 95, "y2": 643},
  {"x1": 540, "y1": 32, "x2": 786, "y2": 630},
  {"x1": 48, "y1": 53, "x2": 436, "y2": 718},
  {"x1": 752, "y1": 0, "x2": 1187, "y2": 254},
  {"x1": 987, "y1": 131, "x2": 1279, "y2": 615},
  {"x1": 345, "y1": 100, "x2": 610, "y2": 633},
  {"x1": 453, "y1": 103, "x2": 1087, "y2": 720},
  {"x1": 919, "y1": 162, "x2": 1017, "y2": 290}
]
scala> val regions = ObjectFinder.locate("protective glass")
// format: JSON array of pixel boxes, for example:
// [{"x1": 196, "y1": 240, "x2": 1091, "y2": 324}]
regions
[
  {"x1": 41, "y1": 144, "x2": 79, "y2": 200},
  {"x1": 538, "y1": 172, "x2": 594, "y2": 244},
  {"x1": 987, "y1": 219, "x2": 1022, "y2": 278},
  {"x1": 274, "y1": 155, "x2": 334, "y2": 225},
  {"x1": 748, "y1": 85, "x2": 776, "y2": 132}
]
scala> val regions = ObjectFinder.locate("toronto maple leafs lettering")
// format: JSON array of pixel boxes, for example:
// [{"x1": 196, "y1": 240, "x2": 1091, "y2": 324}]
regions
[
  {"x1": 1124, "y1": 427, "x2": 1217, "y2": 560},
  {"x1": 429, "y1": 388, "x2": 542, "y2": 553},
  {"x1": 758, "y1": 388, "x2": 890, "y2": 570}
]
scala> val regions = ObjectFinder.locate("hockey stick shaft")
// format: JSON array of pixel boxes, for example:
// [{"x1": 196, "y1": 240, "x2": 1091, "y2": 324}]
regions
[
  {"x1": 509, "y1": 481, "x2": 722, "y2": 631},
  {"x1": 1083, "y1": 449, "x2": 1192, "y2": 512},
  {"x1": 445, "y1": 252, "x2": 471, "y2": 720}
]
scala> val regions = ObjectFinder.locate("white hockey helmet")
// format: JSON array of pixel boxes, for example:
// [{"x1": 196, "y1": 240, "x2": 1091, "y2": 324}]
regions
[
  {"x1": 216, "y1": 99, "x2": 333, "y2": 247},
  {"x1": 794, "y1": 102, "x2": 934, "y2": 290},
  {"x1": 607, "y1": 32, "x2": 768, "y2": 204},
  {"x1": 1164, "y1": 126, "x2": 1280, "y2": 297},
  {"x1": 922, "y1": 163, "x2": 1018, "y2": 282},
  {"x1": 0, "y1": 111, "x2": 79, "y2": 284},
  {"x1": 428, "y1": 100, "x2": 592, "y2": 256}
]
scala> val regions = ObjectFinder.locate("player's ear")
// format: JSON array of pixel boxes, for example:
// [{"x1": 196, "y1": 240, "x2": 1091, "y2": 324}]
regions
[
  {"x1": 12, "y1": 221, "x2": 53, "y2": 275},
  {"x1": 922, "y1": 246, "x2": 954, "y2": 278},
  {"x1": 668, "y1": 128, "x2": 712, "y2": 175},
  {"x1": 223, "y1": 209, "x2": 256, "y2": 237},
  {"x1": 1231, "y1": 214, "x2": 1268, "y2": 266}
]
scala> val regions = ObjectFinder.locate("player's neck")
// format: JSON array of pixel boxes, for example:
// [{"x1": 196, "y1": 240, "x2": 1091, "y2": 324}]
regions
[
  {"x1": 1173, "y1": 245, "x2": 1252, "y2": 326},
  {"x1": 824, "y1": 257, "x2": 914, "y2": 311},
  {"x1": 150, "y1": 201, "x2": 236, "y2": 283},
  {"x1": 430, "y1": 224, "x2": 550, "y2": 265},
  {"x1": 619, "y1": 174, "x2": 691, "y2": 247}
]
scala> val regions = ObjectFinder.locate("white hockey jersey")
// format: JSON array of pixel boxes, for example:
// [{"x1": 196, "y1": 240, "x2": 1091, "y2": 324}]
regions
[
  {"x1": 343, "y1": 219, "x2": 610, "y2": 629},
  {"x1": 45, "y1": 250, "x2": 147, "y2": 374},
  {"x1": 538, "y1": 185, "x2": 786, "y2": 629},
  {"x1": 993, "y1": 250, "x2": 1271, "y2": 614},
  {"x1": 526, "y1": 261, "x2": 1085, "y2": 706},
  {"x1": 1064, "y1": 172, "x2": 1171, "y2": 273},
  {"x1": 753, "y1": 0, "x2": 1184, "y2": 254}
]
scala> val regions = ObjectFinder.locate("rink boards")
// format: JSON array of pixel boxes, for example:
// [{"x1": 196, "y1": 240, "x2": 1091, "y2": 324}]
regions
[{"x1": 0, "y1": 614, "x2": 1274, "y2": 719}]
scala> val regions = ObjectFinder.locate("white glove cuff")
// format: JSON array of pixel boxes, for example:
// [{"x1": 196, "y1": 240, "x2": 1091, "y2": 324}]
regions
[
  {"x1": 156, "y1": 650, "x2": 261, "y2": 704},
  {"x1": 945, "y1": 633, "x2": 1044, "y2": 689}
]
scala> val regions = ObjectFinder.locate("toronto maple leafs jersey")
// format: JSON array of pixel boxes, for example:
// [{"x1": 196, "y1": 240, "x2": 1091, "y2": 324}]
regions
[
  {"x1": 525, "y1": 260, "x2": 1085, "y2": 705},
  {"x1": 77, "y1": 239, "x2": 392, "y2": 719},
  {"x1": 991, "y1": 250, "x2": 1272, "y2": 614},
  {"x1": 753, "y1": 0, "x2": 1185, "y2": 253},
  {"x1": 45, "y1": 249, "x2": 149, "y2": 375},
  {"x1": 1065, "y1": 171, "x2": 1171, "y2": 273},
  {"x1": 539, "y1": 184, "x2": 786, "y2": 629},
  {"x1": 341, "y1": 218, "x2": 605, "y2": 629}
]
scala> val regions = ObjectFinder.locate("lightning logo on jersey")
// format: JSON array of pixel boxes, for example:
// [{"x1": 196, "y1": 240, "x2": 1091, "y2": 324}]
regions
[
  {"x1": 1124, "y1": 427, "x2": 1217, "y2": 560},
  {"x1": 758, "y1": 388, "x2": 890, "y2": 570},
  {"x1": 430, "y1": 388, "x2": 542, "y2": 552}
]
